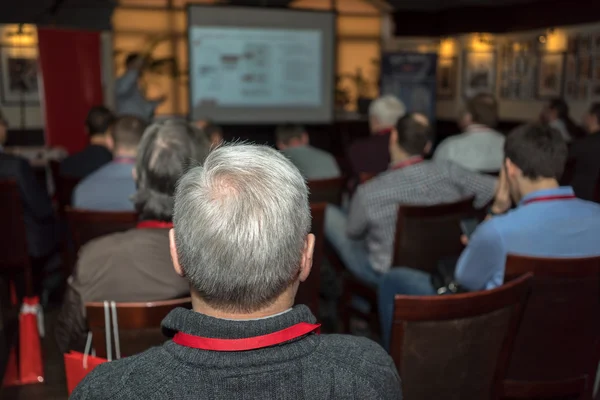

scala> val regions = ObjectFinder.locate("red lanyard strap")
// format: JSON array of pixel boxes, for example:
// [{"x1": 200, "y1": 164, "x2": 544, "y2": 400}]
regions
[
  {"x1": 390, "y1": 156, "x2": 424, "y2": 171},
  {"x1": 522, "y1": 195, "x2": 576, "y2": 206},
  {"x1": 173, "y1": 322, "x2": 321, "y2": 352},
  {"x1": 136, "y1": 221, "x2": 174, "y2": 229}
]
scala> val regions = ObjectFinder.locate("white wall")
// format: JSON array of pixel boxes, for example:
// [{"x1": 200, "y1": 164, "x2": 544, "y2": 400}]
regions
[{"x1": 384, "y1": 21, "x2": 600, "y2": 124}]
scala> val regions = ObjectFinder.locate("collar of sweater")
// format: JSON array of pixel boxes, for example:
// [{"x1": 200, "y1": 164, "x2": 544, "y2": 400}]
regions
[{"x1": 161, "y1": 305, "x2": 319, "y2": 366}]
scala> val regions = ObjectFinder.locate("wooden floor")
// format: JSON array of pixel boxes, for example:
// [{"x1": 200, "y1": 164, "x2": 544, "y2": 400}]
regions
[{"x1": 1, "y1": 308, "x2": 68, "y2": 400}]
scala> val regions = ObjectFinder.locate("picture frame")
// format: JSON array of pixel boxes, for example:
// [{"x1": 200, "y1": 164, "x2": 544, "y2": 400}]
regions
[
  {"x1": 437, "y1": 57, "x2": 457, "y2": 99},
  {"x1": 0, "y1": 46, "x2": 40, "y2": 105},
  {"x1": 463, "y1": 51, "x2": 496, "y2": 98},
  {"x1": 537, "y1": 53, "x2": 565, "y2": 99}
]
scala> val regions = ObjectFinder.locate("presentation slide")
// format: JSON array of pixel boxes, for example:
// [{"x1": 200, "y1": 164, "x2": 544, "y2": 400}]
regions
[{"x1": 188, "y1": 6, "x2": 334, "y2": 124}]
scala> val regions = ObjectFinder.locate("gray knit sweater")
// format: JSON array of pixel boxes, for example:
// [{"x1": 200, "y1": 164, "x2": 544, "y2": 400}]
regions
[{"x1": 71, "y1": 305, "x2": 402, "y2": 399}]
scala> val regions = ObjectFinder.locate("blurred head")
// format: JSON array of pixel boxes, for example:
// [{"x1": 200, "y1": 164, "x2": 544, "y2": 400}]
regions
[
  {"x1": 170, "y1": 143, "x2": 314, "y2": 313},
  {"x1": 457, "y1": 107, "x2": 473, "y2": 131},
  {"x1": 584, "y1": 103, "x2": 600, "y2": 134},
  {"x1": 275, "y1": 124, "x2": 309, "y2": 150},
  {"x1": 108, "y1": 116, "x2": 146, "y2": 156},
  {"x1": 125, "y1": 53, "x2": 144, "y2": 71},
  {"x1": 369, "y1": 95, "x2": 406, "y2": 134},
  {"x1": 504, "y1": 124, "x2": 567, "y2": 202},
  {"x1": 195, "y1": 118, "x2": 212, "y2": 131},
  {"x1": 85, "y1": 106, "x2": 114, "y2": 143},
  {"x1": 466, "y1": 93, "x2": 498, "y2": 128},
  {"x1": 132, "y1": 120, "x2": 210, "y2": 222},
  {"x1": 204, "y1": 123, "x2": 224, "y2": 147},
  {"x1": 0, "y1": 111, "x2": 8, "y2": 146},
  {"x1": 541, "y1": 98, "x2": 569, "y2": 124},
  {"x1": 389, "y1": 113, "x2": 431, "y2": 162}
]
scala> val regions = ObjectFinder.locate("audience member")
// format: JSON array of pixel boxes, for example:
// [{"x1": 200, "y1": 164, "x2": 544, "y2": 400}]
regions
[
  {"x1": 276, "y1": 124, "x2": 340, "y2": 180},
  {"x1": 71, "y1": 143, "x2": 402, "y2": 400},
  {"x1": 73, "y1": 116, "x2": 145, "y2": 211},
  {"x1": 60, "y1": 106, "x2": 114, "y2": 178},
  {"x1": 539, "y1": 98, "x2": 583, "y2": 142},
  {"x1": 379, "y1": 123, "x2": 600, "y2": 348},
  {"x1": 0, "y1": 111, "x2": 58, "y2": 262},
  {"x1": 434, "y1": 93, "x2": 505, "y2": 172},
  {"x1": 569, "y1": 102, "x2": 600, "y2": 201},
  {"x1": 326, "y1": 113, "x2": 496, "y2": 287},
  {"x1": 115, "y1": 53, "x2": 166, "y2": 122},
  {"x1": 204, "y1": 123, "x2": 224, "y2": 147},
  {"x1": 55, "y1": 120, "x2": 210, "y2": 354},
  {"x1": 347, "y1": 95, "x2": 406, "y2": 176}
]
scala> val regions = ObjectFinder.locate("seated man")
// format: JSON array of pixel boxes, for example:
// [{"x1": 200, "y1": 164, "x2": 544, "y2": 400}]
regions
[
  {"x1": 347, "y1": 95, "x2": 406, "y2": 177},
  {"x1": 379, "y1": 124, "x2": 600, "y2": 348},
  {"x1": 434, "y1": 93, "x2": 505, "y2": 172},
  {"x1": 276, "y1": 124, "x2": 340, "y2": 180},
  {"x1": 569, "y1": 102, "x2": 600, "y2": 201},
  {"x1": 71, "y1": 144, "x2": 402, "y2": 400},
  {"x1": 55, "y1": 120, "x2": 210, "y2": 353},
  {"x1": 73, "y1": 116, "x2": 145, "y2": 211},
  {"x1": 60, "y1": 106, "x2": 114, "y2": 179},
  {"x1": 326, "y1": 113, "x2": 496, "y2": 287}
]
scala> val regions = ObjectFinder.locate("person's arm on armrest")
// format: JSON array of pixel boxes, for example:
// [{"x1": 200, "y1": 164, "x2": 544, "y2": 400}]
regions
[
  {"x1": 454, "y1": 221, "x2": 506, "y2": 291},
  {"x1": 347, "y1": 187, "x2": 369, "y2": 239}
]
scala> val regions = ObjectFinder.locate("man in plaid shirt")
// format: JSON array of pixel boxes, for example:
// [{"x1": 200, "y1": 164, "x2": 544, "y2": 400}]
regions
[{"x1": 325, "y1": 113, "x2": 496, "y2": 287}]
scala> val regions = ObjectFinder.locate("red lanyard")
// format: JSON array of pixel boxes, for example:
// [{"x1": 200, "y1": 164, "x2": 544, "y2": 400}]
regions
[
  {"x1": 173, "y1": 322, "x2": 321, "y2": 352},
  {"x1": 136, "y1": 220, "x2": 174, "y2": 229},
  {"x1": 522, "y1": 195, "x2": 576, "y2": 206},
  {"x1": 375, "y1": 128, "x2": 393, "y2": 136},
  {"x1": 390, "y1": 156, "x2": 424, "y2": 171}
]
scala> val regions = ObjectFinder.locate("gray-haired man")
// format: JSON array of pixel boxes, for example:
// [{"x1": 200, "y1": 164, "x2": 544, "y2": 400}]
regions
[{"x1": 71, "y1": 143, "x2": 402, "y2": 400}]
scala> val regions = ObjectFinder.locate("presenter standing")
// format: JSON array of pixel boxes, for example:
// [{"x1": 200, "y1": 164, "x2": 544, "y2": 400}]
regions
[{"x1": 115, "y1": 53, "x2": 166, "y2": 122}]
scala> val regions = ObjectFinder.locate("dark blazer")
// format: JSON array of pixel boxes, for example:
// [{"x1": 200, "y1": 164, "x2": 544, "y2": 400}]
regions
[
  {"x1": 60, "y1": 144, "x2": 112, "y2": 179},
  {"x1": 0, "y1": 153, "x2": 57, "y2": 257},
  {"x1": 569, "y1": 132, "x2": 600, "y2": 201}
]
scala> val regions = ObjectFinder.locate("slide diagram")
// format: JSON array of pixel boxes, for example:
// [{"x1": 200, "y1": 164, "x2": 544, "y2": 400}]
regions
[{"x1": 190, "y1": 27, "x2": 322, "y2": 108}]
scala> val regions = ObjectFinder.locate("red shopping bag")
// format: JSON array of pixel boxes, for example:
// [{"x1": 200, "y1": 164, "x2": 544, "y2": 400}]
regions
[
  {"x1": 19, "y1": 296, "x2": 44, "y2": 384},
  {"x1": 64, "y1": 351, "x2": 108, "y2": 395}
]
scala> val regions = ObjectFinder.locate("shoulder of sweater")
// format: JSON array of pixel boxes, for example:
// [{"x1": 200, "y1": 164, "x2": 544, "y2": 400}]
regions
[{"x1": 316, "y1": 334, "x2": 395, "y2": 368}]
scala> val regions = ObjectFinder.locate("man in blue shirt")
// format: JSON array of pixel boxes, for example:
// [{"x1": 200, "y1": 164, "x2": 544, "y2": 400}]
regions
[
  {"x1": 73, "y1": 116, "x2": 146, "y2": 211},
  {"x1": 378, "y1": 123, "x2": 600, "y2": 349}
]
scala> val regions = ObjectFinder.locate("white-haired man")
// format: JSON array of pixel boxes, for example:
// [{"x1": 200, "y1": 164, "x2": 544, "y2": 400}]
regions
[
  {"x1": 347, "y1": 95, "x2": 406, "y2": 177},
  {"x1": 71, "y1": 143, "x2": 402, "y2": 400}
]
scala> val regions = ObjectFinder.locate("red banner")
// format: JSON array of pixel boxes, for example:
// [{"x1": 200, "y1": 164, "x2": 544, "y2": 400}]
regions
[{"x1": 37, "y1": 28, "x2": 104, "y2": 154}]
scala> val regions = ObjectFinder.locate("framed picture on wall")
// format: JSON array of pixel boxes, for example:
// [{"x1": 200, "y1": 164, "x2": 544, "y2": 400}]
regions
[
  {"x1": 463, "y1": 51, "x2": 496, "y2": 98},
  {"x1": 537, "y1": 53, "x2": 565, "y2": 99},
  {"x1": 0, "y1": 46, "x2": 40, "y2": 105},
  {"x1": 437, "y1": 57, "x2": 457, "y2": 99}
]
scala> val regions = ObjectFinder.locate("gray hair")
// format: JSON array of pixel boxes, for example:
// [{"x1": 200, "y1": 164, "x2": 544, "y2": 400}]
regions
[
  {"x1": 132, "y1": 120, "x2": 211, "y2": 222},
  {"x1": 369, "y1": 95, "x2": 406, "y2": 127},
  {"x1": 173, "y1": 143, "x2": 311, "y2": 312}
]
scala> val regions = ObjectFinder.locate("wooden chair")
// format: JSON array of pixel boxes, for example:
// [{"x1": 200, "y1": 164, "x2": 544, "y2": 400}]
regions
[
  {"x1": 339, "y1": 197, "x2": 477, "y2": 333},
  {"x1": 502, "y1": 255, "x2": 600, "y2": 400},
  {"x1": 0, "y1": 180, "x2": 34, "y2": 296},
  {"x1": 49, "y1": 160, "x2": 81, "y2": 217},
  {"x1": 307, "y1": 177, "x2": 345, "y2": 206},
  {"x1": 390, "y1": 273, "x2": 533, "y2": 400},
  {"x1": 66, "y1": 208, "x2": 138, "y2": 254},
  {"x1": 295, "y1": 203, "x2": 326, "y2": 317},
  {"x1": 85, "y1": 297, "x2": 192, "y2": 359}
]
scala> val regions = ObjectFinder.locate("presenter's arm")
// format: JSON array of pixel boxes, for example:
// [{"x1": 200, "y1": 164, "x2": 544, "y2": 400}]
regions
[{"x1": 115, "y1": 69, "x2": 140, "y2": 97}]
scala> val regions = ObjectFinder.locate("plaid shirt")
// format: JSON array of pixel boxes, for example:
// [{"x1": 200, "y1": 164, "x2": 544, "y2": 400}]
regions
[{"x1": 347, "y1": 158, "x2": 496, "y2": 274}]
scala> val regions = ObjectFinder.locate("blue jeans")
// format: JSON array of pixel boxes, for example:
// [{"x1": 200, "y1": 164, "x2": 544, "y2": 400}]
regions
[
  {"x1": 378, "y1": 267, "x2": 436, "y2": 350},
  {"x1": 325, "y1": 205, "x2": 381, "y2": 287}
]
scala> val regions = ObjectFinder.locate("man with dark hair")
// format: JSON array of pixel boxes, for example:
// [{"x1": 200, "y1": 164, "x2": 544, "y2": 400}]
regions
[
  {"x1": 73, "y1": 116, "x2": 146, "y2": 211},
  {"x1": 115, "y1": 53, "x2": 166, "y2": 121},
  {"x1": 275, "y1": 124, "x2": 340, "y2": 180},
  {"x1": 55, "y1": 120, "x2": 210, "y2": 354},
  {"x1": 60, "y1": 106, "x2": 115, "y2": 178},
  {"x1": 379, "y1": 123, "x2": 600, "y2": 349},
  {"x1": 326, "y1": 113, "x2": 495, "y2": 287},
  {"x1": 570, "y1": 102, "x2": 600, "y2": 200},
  {"x1": 540, "y1": 98, "x2": 583, "y2": 142},
  {"x1": 434, "y1": 93, "x2": 505, "y2": 172}
]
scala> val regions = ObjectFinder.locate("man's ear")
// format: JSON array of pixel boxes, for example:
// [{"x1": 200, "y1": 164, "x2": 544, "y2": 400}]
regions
[
  {"x1": 299, "y1": 234, "x2": 315, "y2": 283},
  {"x1": 169, "y1": 229, "x2": 185, "y2": 277},
  {"x1": 505, "y1": 158, "x2": 519, "y2": 178},
  {"x1": 389, "y1": 129, "x2": 398, "y2": 148},
  {"x1": 424, "y1": 140, "x2": 432, "y2": 155}
]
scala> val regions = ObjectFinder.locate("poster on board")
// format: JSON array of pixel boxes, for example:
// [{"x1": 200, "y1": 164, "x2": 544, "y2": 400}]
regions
[{"x1": 380, "y1": 52, "x2": 437, "y2": 124}]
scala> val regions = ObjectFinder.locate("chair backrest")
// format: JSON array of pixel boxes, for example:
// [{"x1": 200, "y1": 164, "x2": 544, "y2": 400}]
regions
[
  {"x1": 307, "y1": 177, "x2": 345, "y2": 206},
  {"x1": 393, "y1": 196, "x2": 476, "y2": 274},
  {"x1": 66, "y1": 208, "x2": 138, "y2": 253},
  {"x1": 85, "y1": 297, "x2": 192, "y2": 359},
  {"x1": 0, "y1": 180, "x2": 30, "y2": 269},
  {"x1": 503, "y1": 255, "x2": 600, "y2": 399},
  {"x1": 390, "y1": 273, "x2": 532, "y2": 400},
  {"x1": 49, "y1": 160, "x2": 81, "y2": 215},
  {"x1": 295, "y1": 203, "x2": 326, "y2": 316}
]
